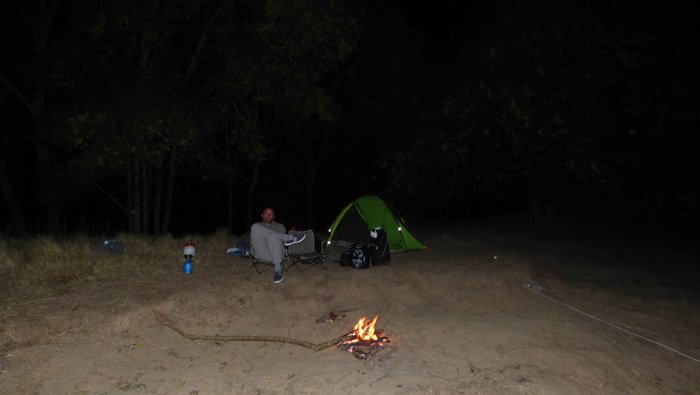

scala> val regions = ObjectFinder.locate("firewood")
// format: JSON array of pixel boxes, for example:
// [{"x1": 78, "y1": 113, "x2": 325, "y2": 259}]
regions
[
  {"x1": 153, "y1": 310, "x2": 351, "y2": 352},
  {"x1": 353, "y1": 345, "x2": 372, "y2": 354}
]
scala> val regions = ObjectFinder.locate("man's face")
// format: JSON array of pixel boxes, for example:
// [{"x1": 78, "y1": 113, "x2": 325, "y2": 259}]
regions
[{"x1": 261, "y1": 209, "x2": 275, "y2": 224}]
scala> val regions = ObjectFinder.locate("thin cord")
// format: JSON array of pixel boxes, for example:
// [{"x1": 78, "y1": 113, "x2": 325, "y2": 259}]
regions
[{"x1": 523, "y1": 285, "x2": 700, "y2": 363}]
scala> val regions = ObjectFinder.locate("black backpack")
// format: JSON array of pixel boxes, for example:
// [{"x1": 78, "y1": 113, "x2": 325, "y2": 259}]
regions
[
  {"x1": 340, "y1": 243, "x2": 371, "y2": 269},
  {"x1": 369, "y1": 228, "x2": 390, "y2": 265}
]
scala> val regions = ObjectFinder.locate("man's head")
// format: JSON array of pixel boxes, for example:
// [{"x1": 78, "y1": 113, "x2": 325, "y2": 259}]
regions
[{"x1": 261, "y1": 208, "x2": 275, "y2": 224}]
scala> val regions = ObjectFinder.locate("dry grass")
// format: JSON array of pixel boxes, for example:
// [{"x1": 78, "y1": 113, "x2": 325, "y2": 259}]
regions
[
  {"x1": 0, "y1": 229, "x2": 240, "y2": 301},
  {"x1": 1, "y1": 218, "x2": 699, "y2": 394}
]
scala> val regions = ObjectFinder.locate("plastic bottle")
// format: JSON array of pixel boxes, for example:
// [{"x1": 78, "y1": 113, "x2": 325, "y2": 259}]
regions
[
  {"x1": 183, "y1": 243, "x2": 196, "y2": 274},
  {"x1": 523, "y1": 283, "x2": 544, "y2": 292}
]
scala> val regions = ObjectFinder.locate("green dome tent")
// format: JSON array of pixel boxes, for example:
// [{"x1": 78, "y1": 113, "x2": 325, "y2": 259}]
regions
[{"x1": 324, "y1": 195, "x2": 426, "y2": 252}]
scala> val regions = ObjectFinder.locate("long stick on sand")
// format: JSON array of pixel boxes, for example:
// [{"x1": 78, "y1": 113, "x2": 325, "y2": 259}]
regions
[{"x1": 153, "y1": 310, "x2": 352, "y2": 352}]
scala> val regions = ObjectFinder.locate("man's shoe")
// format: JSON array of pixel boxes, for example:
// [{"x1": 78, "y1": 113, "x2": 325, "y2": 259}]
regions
[
  {"x1": 284, "y1": 233, "x2": 306, "y2": 246},
  {"x1": 273, "y1": 271, "x2": 284, "y2": 283}
]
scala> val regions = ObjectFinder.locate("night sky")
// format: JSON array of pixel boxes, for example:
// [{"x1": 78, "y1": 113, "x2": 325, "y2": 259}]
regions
[{"x1": 1, "y1": 0, "x2": 698, "y2": 236}]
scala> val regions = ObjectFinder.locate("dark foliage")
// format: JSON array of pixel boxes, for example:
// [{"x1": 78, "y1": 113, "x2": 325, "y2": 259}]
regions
[{"x1": 1, "y1": 0, "x2": 698, "y2": 235}]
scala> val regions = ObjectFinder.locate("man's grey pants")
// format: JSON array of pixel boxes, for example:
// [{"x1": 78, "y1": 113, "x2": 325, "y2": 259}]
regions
[{"x1": 250, "y1": 223, "x2": 292, "y2": 273}]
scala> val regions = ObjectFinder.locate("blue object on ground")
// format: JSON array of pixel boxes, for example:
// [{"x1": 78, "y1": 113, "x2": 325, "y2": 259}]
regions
[
  {"x1": 183, "y1": 258, "x2": 193, "y2": 274},
  {"x1": 99, "y1": 239, "x2": 124, "y2": 255}
]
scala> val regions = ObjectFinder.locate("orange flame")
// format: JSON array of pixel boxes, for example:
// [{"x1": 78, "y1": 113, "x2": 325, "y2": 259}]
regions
[{"x1": 352, "y1": 316, "x2": 379, "y2": 342}]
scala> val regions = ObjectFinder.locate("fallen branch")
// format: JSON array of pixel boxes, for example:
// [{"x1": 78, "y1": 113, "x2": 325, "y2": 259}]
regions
[{"x1": 153, "y1": 310, "x2": 351, "y2": 352}]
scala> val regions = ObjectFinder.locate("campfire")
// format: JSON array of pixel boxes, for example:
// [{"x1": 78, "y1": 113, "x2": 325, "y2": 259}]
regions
[{"x1": 336, "y1": 316, "x2": 390, "y2": 359}]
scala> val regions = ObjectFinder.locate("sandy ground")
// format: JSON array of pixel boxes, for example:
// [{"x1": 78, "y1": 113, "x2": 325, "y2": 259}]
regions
[{"x1": 1, "y1": 219, "x2": 699, "y2": 394}]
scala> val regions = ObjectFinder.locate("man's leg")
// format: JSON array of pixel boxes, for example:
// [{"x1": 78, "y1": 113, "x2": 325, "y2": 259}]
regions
[
  {"x1": 250, "y1": 223, "x2": 290, "y2": 260},
  {"x1": 250, "y1": 223, "x2": 273, "y2": 262},
  {"x1": 251, "y1": 223, "x2": 294, "y2": 282},
  {"x1": 265, "y1": 233, "x2": 287, "y2": 273}
]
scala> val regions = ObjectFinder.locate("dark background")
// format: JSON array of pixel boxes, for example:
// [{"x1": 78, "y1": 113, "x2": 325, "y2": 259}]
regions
[{"x1": 1, "y1": 0, "x2": 698, "y2": 237}]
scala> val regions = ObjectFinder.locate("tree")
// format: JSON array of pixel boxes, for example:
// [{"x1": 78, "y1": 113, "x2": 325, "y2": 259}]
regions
[
  {"x1": 0, "y1": 118, "x2": 29, "y2": 234},
  {"x1": 1, "y1": 0, "x2": 69, "y2": 233},
  {"x1": 429, "y1": 0, "x2": 700, "y2": 228},
  {"x1": 55, "y1": 0, "x2": 359, "y2": 234},
  {"x1": 218, "y1": 0, "x2": 358, "y2": 228},
  {"x1": 57, "y1": 0, "x2": 224, "y2": 233}
]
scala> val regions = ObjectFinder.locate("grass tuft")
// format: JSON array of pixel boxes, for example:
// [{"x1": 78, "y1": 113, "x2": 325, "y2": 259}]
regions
[{"x1": 0, "y1": 229, "x2": 242, "y2": 301}]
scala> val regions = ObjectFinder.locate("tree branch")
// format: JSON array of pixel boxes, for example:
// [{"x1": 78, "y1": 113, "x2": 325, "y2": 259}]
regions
[
  {"x1": 184, "y1": 4, "x2": 223, "y2": 85},
  {"x1": 0, "y1": 73, "x2": 38, "y2": 118},
  {"x1": 93, "y1": 182, "x2": 129, "y2": 213},
  {"x1": 153, "y1": 310, "x2": 352, "y2": 352}
]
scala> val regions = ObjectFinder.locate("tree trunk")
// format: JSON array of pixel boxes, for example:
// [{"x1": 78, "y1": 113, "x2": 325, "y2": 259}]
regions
[
  {"x1": 225, "y1": 127, "x2": 234, "y2": 232},
  {"x1": 305, "y1": 158, "x2": 316, "y2": 229},
  {"x1": 35, "y1": 144, "x2": 62, "y2": 233},
  {"x1": 162, "y1": 148, "x2": 177, "y2": 234},
  {"x1": 246, "y1": 160, "x2": 261, "y2": 227},
  {"x1": 303, "y1": 130, "x2": 329, "y2": 229},
  {"x1": 127, "y1": 164, "x2": 134, "y2": 232},
  {"x1": 227, "y1": 177, "x2": 235, "y2": 232},
  {"x1": 33, "y1": 1, "x2": 61, "y2": 234},
  {"x1": 154, "y1": 155, "x2": 164, "y2": 233},
  {"x1": 0, "y1": 156, "x2": 28, "y2": 234},
  {"x1": 132, "y1": 159, "x2": 142, "y2": 233},
  {"x1": 142, "y1": 163, "x2": 151, "y2": 233},
  {"x1": 1, "y1": 1, "x2": 60, "y2": 234},
  {"x1": 306, "y1": 181, "x2": 314, "y2": 230}
]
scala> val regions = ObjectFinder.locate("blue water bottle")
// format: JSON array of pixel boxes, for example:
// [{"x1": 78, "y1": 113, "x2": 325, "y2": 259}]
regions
[{"x1": 183, "y1": 243, "x2": 195, "y2": 274}]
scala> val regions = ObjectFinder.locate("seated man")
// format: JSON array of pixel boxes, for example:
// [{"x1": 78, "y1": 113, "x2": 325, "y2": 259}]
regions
[{"x1": 250, "y1": 207, "x2": 305, "y2": 283}]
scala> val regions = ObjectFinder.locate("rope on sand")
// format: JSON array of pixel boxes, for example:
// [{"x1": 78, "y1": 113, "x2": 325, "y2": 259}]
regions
[
  {"x1": 523, "y1": 285, "x2": 700, "y2": 363},
  {"x1": 153, "y1": 310, "x2": 351, "y2": 352}
]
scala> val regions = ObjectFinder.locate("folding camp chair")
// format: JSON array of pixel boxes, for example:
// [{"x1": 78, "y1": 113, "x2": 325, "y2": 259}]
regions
[
  {"x1": 249, "y1": 254, "x2": 293, "y2": 274},
  {"x1": 248, "y1": 230, "x2": 304, "y2": 273},
  {"x1": 287, "y1": 229, "x2": 327, "y2": 270}
]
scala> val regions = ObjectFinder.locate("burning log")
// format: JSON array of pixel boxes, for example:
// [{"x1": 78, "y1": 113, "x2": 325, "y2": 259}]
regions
[{"x1": 336, "y1": 315, "x2": 390, "y2": 359}]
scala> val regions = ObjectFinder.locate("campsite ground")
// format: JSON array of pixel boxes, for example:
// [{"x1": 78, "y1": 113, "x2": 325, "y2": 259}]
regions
[{"x1": 1, "y1": 215, "x2": 699, "y2": 394}]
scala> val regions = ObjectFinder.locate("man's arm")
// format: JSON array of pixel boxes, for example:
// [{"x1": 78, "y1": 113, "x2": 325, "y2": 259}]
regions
[{"x1": 272, "y1": 222, "x2": 286, "y2": 234}]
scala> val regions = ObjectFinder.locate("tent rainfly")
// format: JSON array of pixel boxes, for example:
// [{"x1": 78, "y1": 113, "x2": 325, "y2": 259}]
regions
[{"x1": 324, "y1": 195, "x2": 425, "y2": 252}]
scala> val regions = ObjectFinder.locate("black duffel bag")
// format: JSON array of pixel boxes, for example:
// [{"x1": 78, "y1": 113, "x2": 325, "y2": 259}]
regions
[{"x1": 339, "y1": 243, "x2": 371, "y2": 269}]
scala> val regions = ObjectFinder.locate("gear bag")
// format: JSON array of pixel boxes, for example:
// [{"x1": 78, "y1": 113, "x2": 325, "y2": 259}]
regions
[
  {"x1": 369, "y1": 228, "x2": 390, "y2": 265},
  {"x1": 340, "y1": 243, "x2": 371, "y2": 269}
]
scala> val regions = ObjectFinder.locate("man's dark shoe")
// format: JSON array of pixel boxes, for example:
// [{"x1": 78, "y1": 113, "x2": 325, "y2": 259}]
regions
[
  {"x1": 273, "y1": 271, "x2": 283, "y2": 283},
  {"x1": 284, "y1": 233, "x2": 306, "y2": 246}
]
